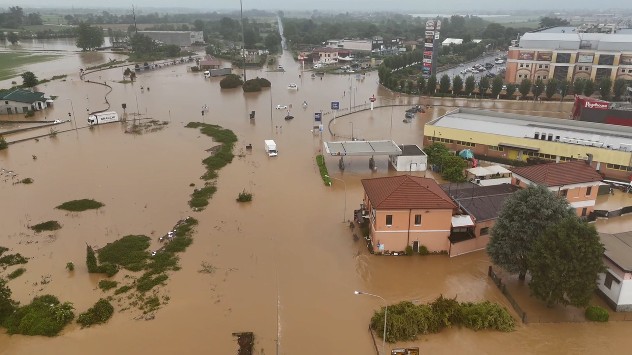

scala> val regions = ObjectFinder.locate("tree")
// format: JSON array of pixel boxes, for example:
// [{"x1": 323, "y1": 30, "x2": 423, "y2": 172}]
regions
[
  {"x1": 505, "y1": 83, "x2": 518, "y2": 99},
  {"x1": 518, "y1": 78, "x2": 532, "y2": 99},
  {"x1": 478, "y1": 77, "x2": 490, "y2": 96},
  {"x1": 464, "y1": 75, "x2": 476, "y2": 96},
  {"x1": 545, "y1": 78, "x2": 558, "y2": 100},
  {"x1": 613, "y1": 78, "x2": 627, "y2": 101},
  {"x1": 7, "y1": 32, "x2": 18, "y2": 45},
  {"x1": 583, "y1": 79, "x2": 595, "y2": 97},
  {"x1": 532, "y1": 78, "x2": 545, "y2": 100},
  {"x1": 528, "y1": 217, "x2": 605, "y2": 307},
  {"x1": 86, "y1": 245, "x2": 98, "y2": 273},
  {"x1": 264, "y1": 32, "x2": 282, "y2": 53},
  {"x1": 193, "y1": 19, "x2": 205, "y2": 31},
  {"x1": 439, "y1": 74, "x2": 451, "y2": 94},
  {"x1": 219, "y1": 74, "x2": 244, "y2": 89},
  {"x1": 0, "y1": 278, "x2": 17, "y2": 323},
  {"x1": 599, "y1": 77, "x2": 612, "y2": 100},
  {"x1": 417, "y1": 77, "x2": 426, "y2": 95},
  {"x1": 0, "y1": 136, "x2": 8, "y2": 150},
  {"x1": 452, "y1": 75, "x2": 463, "y2": 95},
  {"x1": 426, "y1": 75, "x2": 437, "y2": 95},
  {"x1": 487, "y1": 184, "x2": 575, "y2": 280},
  {"x1": 76, "y1": 23, "x2": 104, "y2": 51},
  {"x1": 558, "y1": 79, "x2": 570, "y2": 100},
  {"x1": 130, "y1": 33, "x2": 156, "y2": 54},
  {"x1": 573, "y1": 79, "x2": 585, "y2": 96},
  {"x1": 425, "y1": 142, "x2": 450, "y2": 165},
  {"x1": 441, "y1": 155, "x2": 467, "y2": 182},
  {"x1": 21, "y1": 71, "x2": 38, "y2": 87},
  {"x1": 539, "y1": 16, "x2": 570, "y2": 28},
  {"x1": 491, "y1": 76, "x2": 503, "y2": 98}
]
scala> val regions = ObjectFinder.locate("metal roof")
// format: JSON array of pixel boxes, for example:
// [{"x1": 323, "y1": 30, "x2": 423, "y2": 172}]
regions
[
  {"x1": 323, "y1": 140, "x2": 402, "y2": 156},
  {"x1": 1, "y1": 89, "x2": 45, "y2": 104},
  {"x1": 600, "y1": 232, "x2": 632, "y2": 272}
]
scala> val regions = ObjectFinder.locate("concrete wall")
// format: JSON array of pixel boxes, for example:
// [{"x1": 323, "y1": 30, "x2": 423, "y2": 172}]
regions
[
  {"x1": 390, "y1": 155, "x2": 427, "y2": 172},
  {"x1": 598, "y1": 257, "x2": 632, "y2": 311},
  {"x1": 449, "y1": 219, "x2": 494, "y2": 257},
  {"x1": 0, "y1": 100, "x2": 44, "y2": 114}
]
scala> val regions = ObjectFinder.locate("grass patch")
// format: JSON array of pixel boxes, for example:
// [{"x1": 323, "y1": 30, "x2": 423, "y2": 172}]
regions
[
  {"x1": 3, "y1": 295, "x2": 74, "y2": 336},
  {"x1": 85, "y1": 60, "x2": 126, "y2": 71},
  {"x1": 136, "y1": 273, "x2": 169, "y2": 293},
  {"x1": 7, "y1": 267, "x2": 26, "y2": 279},
  {"x1": 56, "y1": 199, "x2": 104, "y2": 212},
  {"x1": 114, "y1": 285, "x2": 132, "y2": 295},
  {"x1": 142, "y1": 296, "x2": 161, "y2": 313},
  {"x1": 30, "y1": 220, "x2": 61, "y2": 233},
  {"x1": 316, "y1": 155, "x2": 331, "y2": 186},
  {"x1": 189, "y1": 185, "x2": 217, "y2": 209},
  {"x1": 20, "y1": 178, "x2": 34, "y2": 184},
  {"x1": 97, "y1": 235, "x2": 151, "y2": 272},
  {"x1": 586, "y1": 305, "x2": 609, "y2": 322},
  {"x1": 98, "y1": 280, "x2": 118, "y2": 291},
  {"x1": 0, "y1": 253, "x2": 28, "y2": 266},
  {"x1": 76, "y1": 299, "x2": 114, "y2": 328},
  {"x1": 0, "y1": 53, "x2": 60, "y2": 81}
]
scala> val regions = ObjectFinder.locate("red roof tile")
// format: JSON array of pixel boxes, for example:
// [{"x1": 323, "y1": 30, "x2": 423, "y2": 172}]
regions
[
  {"x1": 362, "y1": 175, "x2": 457, "y2": 210},
  {"x1": 509, "y1": 160, "x2": 602, "y2": 187}
]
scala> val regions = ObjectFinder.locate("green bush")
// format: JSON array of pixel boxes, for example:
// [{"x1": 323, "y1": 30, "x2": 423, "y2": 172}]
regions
[
  {"x1": 30, "y1": 220, "x2": 61, "y2": 233},
  {"x1": 219, "y1": 74, "x2": 243, "y2": 89},
  {"x1": 3, "y1": 295, "x2": 74, "y2": 336},
  {"x1": 66, "y1": 262, "x2": 74, "y2": 271},
  {"x1": 85, "y1": 245, "x2": 119, "y2": 277},
  {"x1": 370, "y1": 296, "x2": 515, "y2": 343},
  {"x1": 257, "y1": 77, "x2": 271, "y2": 88},
  {"x1": 77, "y1": 299, "x2": 114, "y2": 328},
  {"x1": 20, "y1": 178, "x2": 33, "y2": 184},
  {"x1": 114, "y1": 285, "x2": 132, "y2": 295},
  {"x1": 0, "y1": 253, "x2": 28, "y2": 266},
  {"x1": 56, "y1": 199, "x2": 104, "y2": 212},
  {"x1": 405, "y1": 246, "x2": 413, "y2": 255},
  {"x1": 585, "y1": 305, "x2": 609, "y2": 322},
  {"x1": 0, "y1": 136, "x2": 8, "y2": 150},
  {"x1": 237, "y1": 190, "x2": 253, "y2": 202},
  {"x1": 98, "y1": 280, "x2": 118, "y2": 291},
  {"x1": 8, "y1": 267, "x2": 26, "y2": 279},
  {"x1": 419, "y1": 245, "x2": 429, "y2": 255},
  {"x1": 316, "y1": 155, "x2": 331, "y2": 186},
  {"x1": 242, "y1": 78, "x2": 262, "y2": 92}
]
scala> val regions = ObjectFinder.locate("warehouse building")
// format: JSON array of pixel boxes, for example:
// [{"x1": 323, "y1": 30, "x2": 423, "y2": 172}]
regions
[{"x1": 137, "y1": 31, "x2": 204, "y2": 47}]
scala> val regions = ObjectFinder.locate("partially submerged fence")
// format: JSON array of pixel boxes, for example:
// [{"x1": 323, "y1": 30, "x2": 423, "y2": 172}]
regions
[{"x1": 488, "y1": 266, "x2": 528, "y2": 324}]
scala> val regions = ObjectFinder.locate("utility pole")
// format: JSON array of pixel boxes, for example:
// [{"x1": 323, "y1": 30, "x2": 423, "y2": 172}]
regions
[
  {"x1": 132, "y1": 5, "x2": 138, "y2": 34},
  {"x1": 240, "y1": 0, "x2": 247, "y2": 81}
]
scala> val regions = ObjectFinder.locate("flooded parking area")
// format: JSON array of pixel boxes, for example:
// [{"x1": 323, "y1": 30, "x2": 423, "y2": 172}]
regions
[{"x1": 1, "y1": 44, "x2": 632, "y2": 354}]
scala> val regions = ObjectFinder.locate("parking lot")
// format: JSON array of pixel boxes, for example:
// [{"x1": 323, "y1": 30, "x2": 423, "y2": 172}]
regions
[{"x1": 438, "y1": 52, "x2": 506, "y2": 82}]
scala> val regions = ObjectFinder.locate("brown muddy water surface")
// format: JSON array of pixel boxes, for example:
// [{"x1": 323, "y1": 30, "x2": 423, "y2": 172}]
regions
[{"x1": 1, "y1": 49, "x2": 632, "y2": 355}]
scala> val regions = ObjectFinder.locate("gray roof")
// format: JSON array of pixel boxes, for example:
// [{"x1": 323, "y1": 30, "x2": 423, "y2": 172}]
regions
[
  {"x1": 519, "y1": 30, "x2": 632, "y2": 51},
  {"x1": 441, "y1": 183, "x2": 520, "y2": 222},
  {"x1": 599, "y1": 232, "x2": 632, "y2": 272},
  {"x1": 399, "y1": 144, "x2": 426, "y2": 156},
  {"x1": 323, "y1": 140, "x2": 402, "y2": 156},
  {"x1": 426, "y1": 108, "x2": 632, "y2": 151}
]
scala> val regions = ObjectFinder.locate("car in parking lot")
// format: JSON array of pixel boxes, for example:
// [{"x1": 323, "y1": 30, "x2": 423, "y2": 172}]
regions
[
  {"x1": 495, "y1": 59, "x2": 505, "y2": 64},
  {"x1": 484, "y1": 63, "x2": 494, "y2": 69},
  {"x1": 275, "y1": 104, "x2": 288, "y2": 110},
  {"x1": 485, "y1": 73, "x2": 495, "y2": 78},
  {"x1": 478, "y1": 67, "x2": 486, "y2": 72},
  {"x1": 405, "y1": 112, "x2": 415, "y2": 119}
]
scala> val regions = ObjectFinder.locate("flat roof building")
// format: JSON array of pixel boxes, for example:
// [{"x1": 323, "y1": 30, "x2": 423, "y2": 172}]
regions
[
  {"x1": 424, "y1": 108, "x2": 632, "y2": 180},
  {"x1": 138, "y1": 31, "x2": 204, "y2": 47},
  {"x1": 505, "y1": 26, "x2": 632, "y2": 85}
]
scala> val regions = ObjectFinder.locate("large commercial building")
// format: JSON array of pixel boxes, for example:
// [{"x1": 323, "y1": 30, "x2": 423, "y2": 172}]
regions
[
  {"x1": 505, "y1": 26, "x2": 632, "y2": 84},
  {"x1": 424, "y1": 108, "x2": 632, "y2": 180},
  {"x1": 137, "y1": 31, "x2": 204, "y2": 47}
]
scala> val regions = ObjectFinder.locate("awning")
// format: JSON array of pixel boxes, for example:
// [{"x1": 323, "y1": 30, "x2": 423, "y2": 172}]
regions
[
  {"x1": 451, "y1": 215, "x2": 474, "y2": 227},
  {"x1": 45, "y1": 99, "x2": 54, "y2": 103},
  {"x1": 498, "y1": 142, "x2": 540, "y2": 151}
]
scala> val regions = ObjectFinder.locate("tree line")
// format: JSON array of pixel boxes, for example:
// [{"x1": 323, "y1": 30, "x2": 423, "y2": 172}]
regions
[{"x1": 0, "y1": 6, "x2": 42, "y2": 28}]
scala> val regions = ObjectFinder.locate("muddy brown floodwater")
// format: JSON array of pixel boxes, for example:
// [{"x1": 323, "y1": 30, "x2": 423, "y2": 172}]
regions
[{"x1": 2, "y1": 47, "x2": 632, "y2": 355}]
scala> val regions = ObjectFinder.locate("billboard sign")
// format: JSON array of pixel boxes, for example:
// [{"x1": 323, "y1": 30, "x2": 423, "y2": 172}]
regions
[
  {"x1": 536, "y1": 52, "x2": 552, "y2": 61},
  {"x1": 314, "y1": 112, "x2": 322, "y2": 121},
  {"x1": 518, "y1": 51, "x2": 534, "y2": 60},
  {"x1": 621, "y1": 54, "x2": 632, "y2": 65},
  {"x1": 577, "y1": 53, "x2": 594, "y2": 63},
  {"x1": 331, "y1": 101, "x2": 340, "y2": 110}
]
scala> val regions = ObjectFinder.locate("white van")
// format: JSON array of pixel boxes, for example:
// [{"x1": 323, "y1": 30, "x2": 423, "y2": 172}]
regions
[
  {"x1": 265, "y1": 140, "x2": 278, "y2": 157},
  {"x1": 203, "y1": 70, "x2": 211, "y2": 78}
]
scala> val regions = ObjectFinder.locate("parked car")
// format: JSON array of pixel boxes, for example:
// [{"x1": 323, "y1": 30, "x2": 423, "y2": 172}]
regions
[
  {"x1": 405, "y1": 112, "x2": 415, "y2": 119},
  {"x1": 484, "y1": 63, "x2": 494, "y2": 69},
  {"x1": 275, "y1": 104, "x2": 288, "y2": 110},
  {"x1": 495, "y1": 59, "x2": 505, "y2": 64},
  {"x1": 478, "y1": 67, "x2": 486, "y2": 72},
  {"x1": 485, "y1": 73, "x2": 495, "y2": 78},
  {"x1": 406, "y1": 105, "x2": 423, "y2": 113}
]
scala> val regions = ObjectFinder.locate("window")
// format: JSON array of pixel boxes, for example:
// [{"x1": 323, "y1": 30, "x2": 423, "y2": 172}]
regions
[
  {"x1": 604, "y1": 272, "x2": 620, "y2": 289},
  {"x1": 480, "y1": 227, "x2": 489, "y2": 235},
  {"x1": 547, "y1": 134, "x2": 553, "y2": 141},
  {"x1": 598, "y1": 54, "x2": 614, "y2": 66},
  {"x1": 586, "y1": 186, "x2": 592, "y2": 196},
  {"x1": 581, "y1": 208, "x2": 587, "y2": 217},
  {"x1": 556, "y1": 53, "x2": 571, "y2": 63},
  {"x1": 386, "y1": 215, "x2": 393, "y2": 226},
  {"x1": 414, "y1": 214, "x2": 422, "y2": 226},
  {"x1": 555, "y1": 136, "x2": 560, "y2": 141},
  {"x1": 560, "y1": 189, "x2": 568, "y2": 197},
  {"x1": 534, "y1": 132, "x2": 540, "y2": 139}
]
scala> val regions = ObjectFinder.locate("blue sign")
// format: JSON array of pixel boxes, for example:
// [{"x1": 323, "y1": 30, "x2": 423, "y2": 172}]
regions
[
  {"x1": 331, "y1": 101, "x2": 340, "y2": 110},
  {"x1": 314, "y1": 112, "x2": 322, "y2": 122}
]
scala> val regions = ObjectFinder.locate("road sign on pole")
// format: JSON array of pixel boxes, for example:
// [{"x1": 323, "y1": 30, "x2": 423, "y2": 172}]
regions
[
  {"x1": 331, "y1": 101, "x2": 340, "y2": 110},
  {"x1": 314, "y1": 112, "x2": 322, "y2": 122}
]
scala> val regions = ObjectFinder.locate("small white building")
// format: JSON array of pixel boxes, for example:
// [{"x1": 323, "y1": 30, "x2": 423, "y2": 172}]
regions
[
  {"x1": 390, "y1": 145, "x2": 427, "y2": 172},
  {"x1": 466, "y1": 165, "x2": 512, "y2": 186},
  {"x1": 0, "y1": 89, "x2": 49, "y2": 115},
  {"x1": 442, "y1": 38, "x2": 463, "y2": 46},
  {"x1": 598, "y1": 232, "x2": 632, "y2": 312}
]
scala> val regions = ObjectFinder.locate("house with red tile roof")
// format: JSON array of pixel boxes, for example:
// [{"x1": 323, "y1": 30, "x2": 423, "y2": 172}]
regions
[
  {"x1": 509, "y1": 160, "x2": 603, "y2": 217},
  {"x1": 361, "y1": 175, "x2": 457, "y2": 254}
]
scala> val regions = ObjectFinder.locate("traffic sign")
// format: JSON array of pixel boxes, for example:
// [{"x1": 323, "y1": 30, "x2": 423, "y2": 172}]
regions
[
  {"x1": 331, "y1": 101, "x2": 340, "y2": 110},
  {"x1": 314, "y1": 112, "x2": 322, "y2": 122}
]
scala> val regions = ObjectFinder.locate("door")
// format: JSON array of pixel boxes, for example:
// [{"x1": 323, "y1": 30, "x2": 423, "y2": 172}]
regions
[
  {"x1": 412, "y1": 241, "x2": 420, "y2": 253},
  {"x1": 507, "y1": 149, "x2": 518, "y2": 160},
  {"x1": 410, "y1": 163, "x2": 417, "y2": 171},
  {"x1": 7, "y1": 107, "x2": 12, "y2": 114}
]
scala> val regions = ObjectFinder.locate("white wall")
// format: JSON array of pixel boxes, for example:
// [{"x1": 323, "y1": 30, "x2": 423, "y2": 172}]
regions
[
  {"x1": 390, "y1": 155, "x2": 427, "y2": 172},
  {"x1": 597, "y1": 270, "x2": 622, "y2": 305}
]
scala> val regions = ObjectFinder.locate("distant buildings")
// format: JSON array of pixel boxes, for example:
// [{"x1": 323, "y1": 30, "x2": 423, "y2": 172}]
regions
[
  {"x1": 424, "y1": 108, "x2": 632, "y2": 180},
  {"x1": 137, "y1": 31, "x2": 204, "y2": 47},
  {"x1": 326, "y1": 39, "x2": 373, "y2": 52},
  {"x1": 505, "y1": 26, "x2": 632, "y2": 84},
  {"x1": 0, "y1": 89, "x2": 50, "y2": 115}
]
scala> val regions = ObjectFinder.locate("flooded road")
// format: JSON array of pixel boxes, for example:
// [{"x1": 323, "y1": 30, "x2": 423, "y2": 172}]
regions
[{"x1": 1, "y1": 46, "x2": 632, "y2": 355}]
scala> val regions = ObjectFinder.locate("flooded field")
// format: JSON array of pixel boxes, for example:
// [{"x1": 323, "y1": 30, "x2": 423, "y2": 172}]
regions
[{"x1": 2, "y1": 44, "x2": 632, "y2": 355}]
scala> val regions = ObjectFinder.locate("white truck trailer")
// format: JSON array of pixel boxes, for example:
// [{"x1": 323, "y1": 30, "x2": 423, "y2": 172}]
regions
[
  {"x1": 264, "y1": 140, "x2": 278, "y2": 157},
  {"x1": 87, "y1": 111, "x2": 120, "y2": 125}
]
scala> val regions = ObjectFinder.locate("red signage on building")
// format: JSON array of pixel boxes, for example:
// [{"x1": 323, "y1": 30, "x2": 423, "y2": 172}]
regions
[{"x1": 584, "y1": 101, "x2": 609, "y2": 110}]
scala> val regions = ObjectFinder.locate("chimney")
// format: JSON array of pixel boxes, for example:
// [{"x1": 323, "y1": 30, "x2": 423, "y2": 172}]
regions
[{"x1": 586, "y1": 153, "x2": 593, "y2": 165}]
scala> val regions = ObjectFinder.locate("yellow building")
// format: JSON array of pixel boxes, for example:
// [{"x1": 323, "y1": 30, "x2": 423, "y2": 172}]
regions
[{"x1": 424, "y1": 108, "x2": 632, "y2": 180}]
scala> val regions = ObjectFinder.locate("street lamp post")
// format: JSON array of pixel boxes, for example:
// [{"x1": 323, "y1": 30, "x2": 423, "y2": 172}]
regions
[
  {"x1": 66, "y1": 98, "x2": 77, "y2": 131},
  {"x1": 354, "y1": 291, "x2": 387, "y2": 355},
  {"x1": 325, "y1": 174, "x2": 346, "y2": 222}
]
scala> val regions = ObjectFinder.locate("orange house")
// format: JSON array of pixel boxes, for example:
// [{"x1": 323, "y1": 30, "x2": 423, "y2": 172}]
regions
[
  {"x1": 361, "y1": 175, "x2": 457, "y2": 254},
  {"x1": 510, "y1": 160, "x2": 603, "y2": 217}
]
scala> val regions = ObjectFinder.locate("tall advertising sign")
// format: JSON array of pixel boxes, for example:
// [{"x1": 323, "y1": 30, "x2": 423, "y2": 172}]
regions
[{"x1": 423, "y1": 19, "x2": 441, "y2": 78}]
